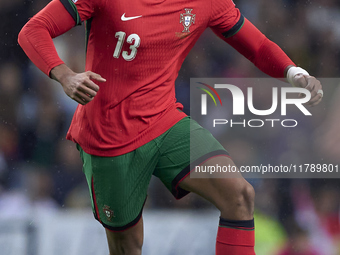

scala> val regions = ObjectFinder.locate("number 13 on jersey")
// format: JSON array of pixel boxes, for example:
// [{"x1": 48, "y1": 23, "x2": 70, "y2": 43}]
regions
[{"x1": 113, "y1": 31, "x2": 141, "y2": 61}]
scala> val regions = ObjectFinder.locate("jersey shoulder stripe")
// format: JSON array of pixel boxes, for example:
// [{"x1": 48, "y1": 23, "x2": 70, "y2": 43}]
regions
[
  {"x1": 222, "y1": 14, "x2": 245, "y2": 38},
  {"x1": 59, "y1": 0, "x2": 81, "y2": 26}
]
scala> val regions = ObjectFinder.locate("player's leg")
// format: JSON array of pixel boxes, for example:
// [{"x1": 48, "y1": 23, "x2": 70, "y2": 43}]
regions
[
  {"x1": 77, "y1": 143, "x2": 160, "y2": 255},
  {"x1": 179, "y1": 156, "x2": 256, "y2": 255},
  {"x1": 105, "y1": 218, "x2": 143, "y2": 255},
  {"x1": 153, "y1": 117, "x2": 255, "y2": 255}
]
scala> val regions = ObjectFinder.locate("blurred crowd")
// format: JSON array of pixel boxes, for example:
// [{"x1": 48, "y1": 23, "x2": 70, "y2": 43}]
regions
[{"x1": 0, "y1": 0, "x2": 339, "y2": 254}]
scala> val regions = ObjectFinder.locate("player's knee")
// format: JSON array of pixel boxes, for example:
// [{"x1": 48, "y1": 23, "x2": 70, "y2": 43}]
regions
[{"x1": 220, "y1": 180, "x2": 255, "y2": 218}]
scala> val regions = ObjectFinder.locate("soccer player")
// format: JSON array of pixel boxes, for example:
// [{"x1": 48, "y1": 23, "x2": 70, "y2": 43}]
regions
[{"x1": 18, "y1": 0, "x2": 323, "y2": 254}]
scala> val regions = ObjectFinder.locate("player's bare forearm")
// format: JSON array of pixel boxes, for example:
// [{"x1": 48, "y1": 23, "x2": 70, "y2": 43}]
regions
[
  {"x1": 51, "y1": 64, "x2": 106, "y2": 105},
  {"x1": 51, "y1": 64, "x2": 76, "y2": 84}
]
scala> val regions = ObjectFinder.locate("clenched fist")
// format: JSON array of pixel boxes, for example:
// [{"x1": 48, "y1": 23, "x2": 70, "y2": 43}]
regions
[{"x1": 51, "y1": 64, "x2": 106, "y2": 105}]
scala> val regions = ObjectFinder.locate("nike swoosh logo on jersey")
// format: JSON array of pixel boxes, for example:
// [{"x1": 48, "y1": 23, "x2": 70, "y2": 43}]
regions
[{"x1": 121, "y1": 13, "x2": 143, "y2": 21}]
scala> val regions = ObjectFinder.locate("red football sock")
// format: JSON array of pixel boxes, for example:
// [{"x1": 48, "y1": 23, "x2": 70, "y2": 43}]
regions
[{"x1": 216, "y1": 218, "x2": 256, "y2": 255}]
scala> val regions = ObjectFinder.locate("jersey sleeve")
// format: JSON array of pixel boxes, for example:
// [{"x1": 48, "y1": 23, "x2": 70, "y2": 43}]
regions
[
  {"x1": 59, "y1": 0, "x2": 105, "y2": 25},
  {"x1": 18, "y1": 0, "x2": 75, "y2": 76},
  {"x1": 209, "y1": 0, "x2": 295, "y2": 78},
  {"x1": 18, "y1": 0, "x2": 106, "y2": 76},
  {"x1": 208, "y1": 0, "x2": 244, "y2": 38}
]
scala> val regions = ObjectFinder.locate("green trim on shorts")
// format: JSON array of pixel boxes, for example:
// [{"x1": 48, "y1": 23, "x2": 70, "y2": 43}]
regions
[{"x1": 77, "y1": 117, "x2": 228, "y2": 231}]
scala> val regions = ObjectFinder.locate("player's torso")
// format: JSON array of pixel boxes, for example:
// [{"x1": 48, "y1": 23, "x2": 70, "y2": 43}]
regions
[
  {"x1": 68, "y1": 0, "x2": 237, "y2": 153},
  {"x1": 85, "y1": 0, "x2": 211, "y2": 90}
]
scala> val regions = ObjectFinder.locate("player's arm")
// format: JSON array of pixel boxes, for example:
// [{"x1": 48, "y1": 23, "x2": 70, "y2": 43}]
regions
[
  {"x1": 18, "y1": 0, "x2": 105, "y2": 105},
  {"x1": 211, "y1": 11, "x2": 322, "y2": 106},
  {"x1": 225, "y1": 18, "x2": 322, "y2": 106}
]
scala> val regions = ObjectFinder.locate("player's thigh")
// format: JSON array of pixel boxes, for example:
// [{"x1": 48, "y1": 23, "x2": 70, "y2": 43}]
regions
[
  {"x1": 77, "y1": 144, "x2": 159, "y2": 231},
  {"x1": 151, "y1": 117, "x2": 254, "y2": 218}
]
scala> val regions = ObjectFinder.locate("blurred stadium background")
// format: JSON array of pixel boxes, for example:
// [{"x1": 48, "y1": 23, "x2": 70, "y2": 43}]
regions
[{"x1": 0, "y1": 0, "x2": 339, "y2": 254}]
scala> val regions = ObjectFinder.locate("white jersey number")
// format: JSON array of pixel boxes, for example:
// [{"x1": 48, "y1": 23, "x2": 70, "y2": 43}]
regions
[{"x1": 113, "y1": 32, "x2": 140, "y2": 61}]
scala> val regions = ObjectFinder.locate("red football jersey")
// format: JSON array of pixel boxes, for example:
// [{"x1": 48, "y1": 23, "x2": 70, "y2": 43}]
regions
[{"x1": 59, "y1": 0, "x2": 242, "y2": 156}]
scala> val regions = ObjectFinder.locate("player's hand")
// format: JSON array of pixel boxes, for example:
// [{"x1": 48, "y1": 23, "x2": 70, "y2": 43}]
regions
[
  {"x1": 291, "y1": 74, "x2": 323, "y2": 107},
  {"x1": 60, "y1": 71, "x2": 106, "y2": 105},
  {"x1": 51, "y1": 64, "x2": 106, "y2": 105}
]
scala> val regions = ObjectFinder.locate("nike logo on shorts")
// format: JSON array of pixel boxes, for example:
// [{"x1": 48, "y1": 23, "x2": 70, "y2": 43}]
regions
[{"x1": 121, "y1": 13, "x2": 143, "y2": 21}]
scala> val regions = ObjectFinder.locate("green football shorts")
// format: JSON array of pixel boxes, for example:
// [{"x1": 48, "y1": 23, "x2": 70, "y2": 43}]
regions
[{"x1": 77, "y1": 117, "x2": 229, "y2": 231}]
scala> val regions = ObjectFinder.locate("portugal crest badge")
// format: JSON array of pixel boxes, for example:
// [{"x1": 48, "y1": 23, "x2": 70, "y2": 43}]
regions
[
  {"x1": 180, "y1": 9, "x2": 196, "y2": 33},
  {"x1": 103, "y1": 205, "x2": 115, "y2": 221}
]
